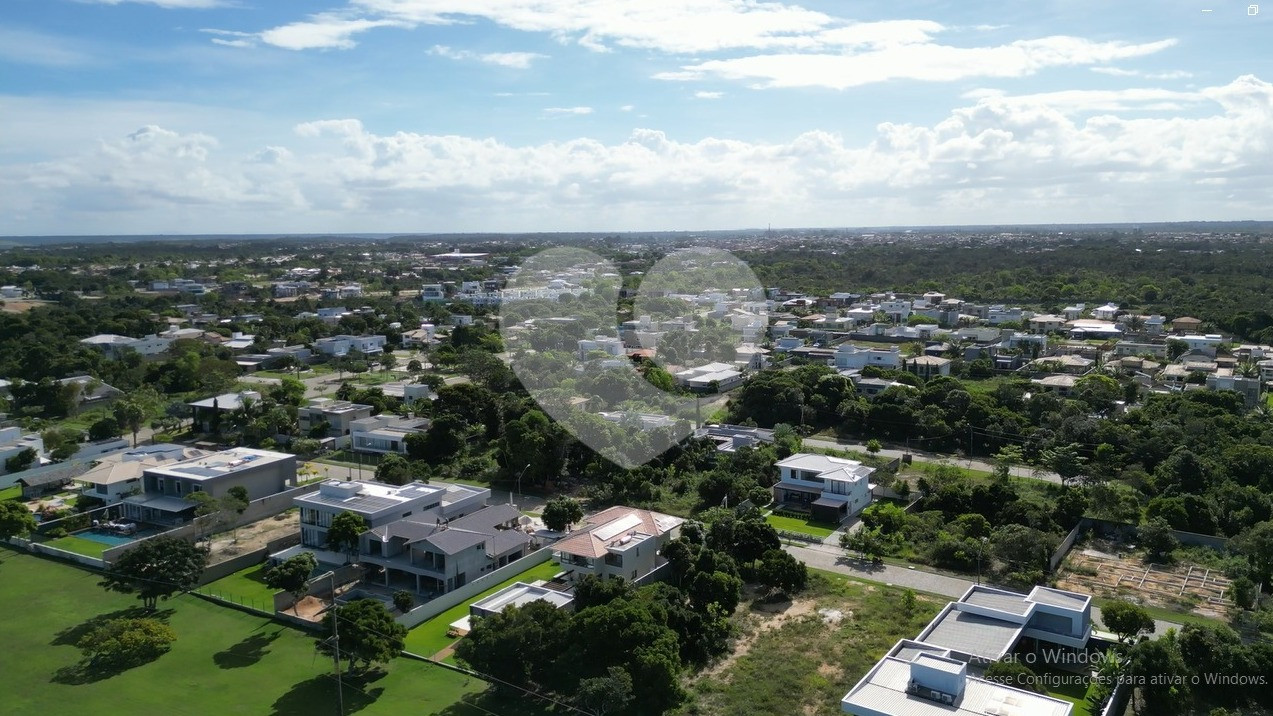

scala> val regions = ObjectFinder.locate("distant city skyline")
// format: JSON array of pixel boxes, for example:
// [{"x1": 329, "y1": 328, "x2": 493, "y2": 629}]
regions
[{"x1": 1, "y1": 0, "x2": 1268, "y2": 235}]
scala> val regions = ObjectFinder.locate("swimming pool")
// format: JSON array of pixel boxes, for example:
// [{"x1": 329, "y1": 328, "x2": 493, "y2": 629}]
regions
[{"x1": 74, "y1": 529, "x2": 156, "y2": 546}]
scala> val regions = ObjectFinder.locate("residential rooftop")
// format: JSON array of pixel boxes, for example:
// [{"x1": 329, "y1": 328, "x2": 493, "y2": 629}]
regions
[{"x1": 146, "y1": 447, "x2": 293, "y2": 482}]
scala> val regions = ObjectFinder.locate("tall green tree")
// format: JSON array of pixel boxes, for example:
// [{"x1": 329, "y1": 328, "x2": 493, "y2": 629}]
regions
[
  {"x1": 316, "y1": 599, "x2": 406, "y2": 673},
  {"x1": 542, "y1": 497, "x2": 584, "y2": 533},
  {"x1": 0, "y1": 500, "x2": 38, "y2": 540},
  {"x1": 98, "y1": 536, "x2": 210, "y2": 610},
  {"x1": 326, "y1": 511, "x2": 367, "y2": 562},
  {"x1": 1101, "y1": 599, "x2": 1155, "y2": 645},
  {"x1": 113, "y1": 397, "x2": 147, "y2": 448},
  {"x1": 265, "y1": 552, "x2": 317, "y2": 614}
]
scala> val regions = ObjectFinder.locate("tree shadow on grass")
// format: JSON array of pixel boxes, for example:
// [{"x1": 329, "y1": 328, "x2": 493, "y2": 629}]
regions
[
  {"x1": 213, "y1": 627, "x2": 283, "y2": 669},
  {"x1": 51, "y1": 647, "x2": 173, "y2": 686},
  {"x1": 270, "y1": 669, "x2": 386, "y2": 715},
  {"x1": 50, "y1": 607, "x2": 175, "y2": 647}
]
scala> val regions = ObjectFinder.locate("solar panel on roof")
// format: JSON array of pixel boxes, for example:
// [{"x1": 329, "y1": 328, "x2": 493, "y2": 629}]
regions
[{"x1": 593, "y1": 513, "x2": 643, "y2": 541}]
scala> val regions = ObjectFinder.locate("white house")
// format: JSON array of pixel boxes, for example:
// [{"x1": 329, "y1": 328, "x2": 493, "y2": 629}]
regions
[
  {"x1": 552, "y1": 506, "x2": 684, "y2": 584},
  {"x1": 420, "y1": 284, "x2": 446, "y2": 301},
  {"x1": 76, "y1": 444, "x2": 207, "y2": 504},
  {"x1": 674, "y1": 362, "x2": 744, "y2": 392},
  {"x1": 350, "y1": 415, "x2": 430, "y2": 454},
  {"x1": 0, "y1": 426, "x2": 44, "y2": 477},
  {"x1": 1027, "y1": 314, "x2": 1067, "y2": 333},
  {"x1": 1092, "y1": 303, "x2": 1121, "y2": 321},
  {"x1": 840, "y1": 584, "x2": 1092, "y2": 716},
  {"x1": 79, "y1": 333, "x2": 173, "y2": 359},
  {"x1": 835, "y1": 344, "x2": 901, "y2": 372},
  {"x1": 313, "y1": 334, "x2": 387, "y2": 357},
  {"x1": 879, "y1": 300, "x2": 911, "y2": 322},
  {"x1": 986, "y1": 305, "x2": 1024, "y2": 326},
  {"x1": 298, "y1": 398, "x2": 374, "y2": 439},
  {"x1": 122, "y1": 448, "x2": 295, "y2": 525},
  {"x1": 578, "y1": 336, "x2": 625, "y2": 358},
  {"x1": 773, "y1": 453, "x2": 875, "y2": 523},
  {"x1": 0, "y1": 286, "x2": 22, "y2": 299},
  {"x1": 294, "y1": 480, "x2": 456, "y2": 549}
]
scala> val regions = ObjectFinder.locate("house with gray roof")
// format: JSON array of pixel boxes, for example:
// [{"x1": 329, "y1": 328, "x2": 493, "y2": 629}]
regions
[{"x1": 358, "y1": 503, "x2": 532, "y2": 596}]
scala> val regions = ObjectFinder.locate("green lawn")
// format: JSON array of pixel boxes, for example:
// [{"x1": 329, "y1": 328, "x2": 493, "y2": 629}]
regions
[
  {"x1": 201, "y1": 562, "x2": 279, "y2": 611},
  {"x1": 0, "y1": 484, "x2": 21, "y2": 501},
  {"x1": 43, "y1": 534, "x2": 112, "y2": 558},
  {"x1": 404, "y1": 559, "x2": 563, "y2": 658},
  {"x1": 0, "y1": 547, "x2": 552, "y2": 715},
  {"x1": 765, "y1": 513, "x2": 838, "y2": 539}
]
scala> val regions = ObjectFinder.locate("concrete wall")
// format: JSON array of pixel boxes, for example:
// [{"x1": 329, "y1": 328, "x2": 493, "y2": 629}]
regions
[
  {"x1": 273, "y1": 564, "x2": 362, "y2": 612},
  {"x1": 198, "y1": 533, "x2": 301, "y2": 585},
  {"x1": 5, "y1": 536, "x2": 105, "y2": 569},
  {"x1": 1049, "y1": 517, "x2": 1232, "y2": 572},
  {"x1": 396, "y1": 547, "x2": 553, "y2": 629}
]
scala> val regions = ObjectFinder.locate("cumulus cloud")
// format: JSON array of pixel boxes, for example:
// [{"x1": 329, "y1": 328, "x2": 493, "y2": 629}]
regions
[
  {"x1": 5, "y1": 75, "x2": 1271, "y2": 233},
  {"x1": 655, "y1": 37, "x2": 1177, "y2": 89},
  {"x1": 1092, "y1": 67, "x2": 1194, "y2": 80},
  {"x1": 428, "y1": 45, "x2": 546, "y2": 68},
  {"x1": 694, "y1": 91, "x2": 725, "y2": 100}
]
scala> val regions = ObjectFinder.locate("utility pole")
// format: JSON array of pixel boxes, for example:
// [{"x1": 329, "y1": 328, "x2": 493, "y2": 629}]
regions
[{"x1": 330, "y1": 597, "x2": 345, "y2": 716}]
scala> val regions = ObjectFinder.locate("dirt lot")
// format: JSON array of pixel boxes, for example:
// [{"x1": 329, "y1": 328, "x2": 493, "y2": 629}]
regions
[
  {"x1": 1056, "y1": 541, "x2": 1232, "y2": 619},
  {"x1": 205, "y1": 510, "x2": 299, "y2": 562}
]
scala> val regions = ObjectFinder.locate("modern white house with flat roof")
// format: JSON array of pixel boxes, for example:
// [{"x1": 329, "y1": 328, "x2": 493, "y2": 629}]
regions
[
  {"x1": 313, "y1": 334, "x2": 387, "y2": 356},
  {"x1": 80, "y1": 333, "x2": 173, "y2": 359},
  {"x1": 841, "y1": 584, "x2": 1093, "y2": 716},
  {"x1": 349, "y1": 415, "x2": 430, "y2": 455},
  {"x1": 674, "y1": 362, "x2": 744, "y2": 392},
  {"x1": 294, "y1": 480, "x2": 451, "y2": 549},
  {"x1": 122, "y1": 447, "x2": 295, "y2": 524},
  {"x1": 835, "y1": 344, "x2": 901, "y2": 372},
  {"x1": 469, "y1": 581, "x2": 574, "y2": 620},
  {"x1": 298, "y1": 398, "x2": 374, "y2": 439},
  {"x1": 774, "y1": 453, "x2": 875, "y2": 523}
]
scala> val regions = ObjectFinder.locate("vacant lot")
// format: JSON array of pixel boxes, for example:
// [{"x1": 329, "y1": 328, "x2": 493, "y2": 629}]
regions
[
  {"x1": 685, "y1": 571, "x2": 942, "y2": 716},
  {"x1": 0, "y1": 547, "x2": 551, "y2": 715},
  {"x1": 1057, "y1": 543, "x2": 1232, "y2": 620}
]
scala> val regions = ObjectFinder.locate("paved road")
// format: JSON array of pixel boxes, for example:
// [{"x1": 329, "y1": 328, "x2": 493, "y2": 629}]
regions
[
  {"x1": 802, "y1": 436, "x2": 1063, "y2": 484},
  {"x1": 787, "y1": 542, "x2": 1183, "y2": 637}
]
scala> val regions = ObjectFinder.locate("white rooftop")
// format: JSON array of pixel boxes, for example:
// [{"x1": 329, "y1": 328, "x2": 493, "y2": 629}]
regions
[
  {"x1": 146, "y1": 447, "x2": 293, "y2": 482},
  {"x1": 470, "y1": 582, "x2": 573, "y2": 615}
]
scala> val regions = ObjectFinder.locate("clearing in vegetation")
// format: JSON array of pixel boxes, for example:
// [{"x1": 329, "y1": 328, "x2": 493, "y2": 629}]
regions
[
  {"x1": 1056, "y1": 542, "x2": 1232, "y2": 620},
  {"x1": 684, "y1": 571, "x2": 942, "y2": 716}
]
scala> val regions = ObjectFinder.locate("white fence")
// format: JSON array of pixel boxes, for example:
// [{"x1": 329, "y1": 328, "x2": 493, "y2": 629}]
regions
[{"x1": 396, "y1": 548, "x2": 554, "y2": 629}]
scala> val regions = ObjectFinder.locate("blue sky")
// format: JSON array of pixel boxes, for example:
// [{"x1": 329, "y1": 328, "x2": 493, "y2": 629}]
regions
[{"x1": 0, "y1": 0, "x2": 1268, "y2": 234}]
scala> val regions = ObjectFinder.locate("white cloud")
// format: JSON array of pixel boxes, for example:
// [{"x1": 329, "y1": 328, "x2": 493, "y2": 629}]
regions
[
  {"x1": 259, "y1": 13, "x2": 408, "y2": 50},
  {"x1": 0, "y1": 28, "x2": 94, "y2": 67},
  {"x1": 5, "y1": 76, "x2": 1271, "y2": 233},
  {"x1": 958, "y1": 87, "x2": 1206, "y2": 113},
  {"x1": 543, "y1": 106, "x2": 593, "y2": 115},
  {"x1": 655, "y1": 36, "x2": 1177, "y2": 89},
  {"x1": 349, "y1": 0, "x2": 836, "y2": 53},
  {"x1": 619, "y1": 104, "x2": 635, "y2": 112},
  {"x1": 1092, "y1": 67, "x2": 1194, "y2": 80},
  {"x1": 428, "y1": 45, "x2": 545, "y2": 68},
  {"x1": 694, "y1": 91, "x2": 725, "y2": 100}
]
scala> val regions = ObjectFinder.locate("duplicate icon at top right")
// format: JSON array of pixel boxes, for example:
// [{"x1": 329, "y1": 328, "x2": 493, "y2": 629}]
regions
[{"x1": 1249, "y1": 4, "x2": 1259, "y2": 15}]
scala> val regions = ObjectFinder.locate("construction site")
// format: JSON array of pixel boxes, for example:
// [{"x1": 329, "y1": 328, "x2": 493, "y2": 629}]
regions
[{"x1": 1056, "y1": 541, "x2": 1234, "y2": 620}]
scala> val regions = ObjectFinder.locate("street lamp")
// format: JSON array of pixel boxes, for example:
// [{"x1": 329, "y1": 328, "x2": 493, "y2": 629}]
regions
[{"x1": 516, "y1": 463, "x2": 530, "y2": 506}]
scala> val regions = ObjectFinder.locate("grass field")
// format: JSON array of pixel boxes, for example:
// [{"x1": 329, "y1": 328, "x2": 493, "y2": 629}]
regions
[
  {"x1": 0, "y1": 484, "x2": 21, "y2": 501},
  {"x1": 44, "y1": 534, "x2": 112, "y2": 558},
  {"x1": 765, "y1": 513, "x2": 838, "y2": 539},
  {"x1": 403, "y1": 559, "x2": 563, "y2": 659},
  {"x1": 0, "y1": 547, "x2": 553, "y2": 716},
  {"x1": 684, "y1": 571, "x2": 943, "y2": 715},
  {"x1": 202, "y1": 562, "x2": 279, "y2": 609}
]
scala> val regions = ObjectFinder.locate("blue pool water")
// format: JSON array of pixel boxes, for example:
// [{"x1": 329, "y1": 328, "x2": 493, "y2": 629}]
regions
[{"x1": 75, "y1": 529, "x2": 149, "y2": 546}]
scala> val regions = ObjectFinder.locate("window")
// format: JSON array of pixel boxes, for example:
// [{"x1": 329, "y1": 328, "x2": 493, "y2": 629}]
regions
[{"x1": 96, "y1": 484, "x2": 107, "y2": 494}]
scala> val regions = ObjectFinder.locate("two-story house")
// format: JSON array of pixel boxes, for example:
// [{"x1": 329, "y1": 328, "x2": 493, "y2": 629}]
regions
[
  {"x1": 295, "y1": 480, "x2": 454, "y2": 549},
  {"x1": 298, "y1": 398, "x2": 374, "y2": 440},
  {"x1": 835, "y1": 344, "x2": 901, "y2": 372},
  {"x1": 76, "y1": 444, "x2": 207, "y2": 504},
  {"x1": 773, "y1": 453, "x2": 875, "y2": 523},
  {"x1": 122, "y1": 447, "x2": 295, "y2": 524},
  {"x1": 349, "y1": 415, "x2": 430, "y2": 454},
  {"x1": 313, "y1": 334, "x2": 387, "y2": 357},
  {"x1": 360, "y1": 503, "x2": 531, "y2": 595},
  {"x1": 552, "y1": 506, "x2": 685, "y2": 584}
]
